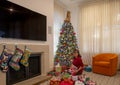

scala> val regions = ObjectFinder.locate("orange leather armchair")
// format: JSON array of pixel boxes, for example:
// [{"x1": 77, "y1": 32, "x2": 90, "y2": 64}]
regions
[{"x1": 92, "y1": 53, "x2": 118, "y2": 76}]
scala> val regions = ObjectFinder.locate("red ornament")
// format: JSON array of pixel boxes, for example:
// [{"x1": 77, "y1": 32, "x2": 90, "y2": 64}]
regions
[
  {"x1": 64, "y1": 43, "x2": 66, "y2": 46},
  {"x1": 60, "y1": 32, "x2": 63, "y2": 35},
  {"x1": 56, "y1": 59, "x2": 59, "y2": 62}
]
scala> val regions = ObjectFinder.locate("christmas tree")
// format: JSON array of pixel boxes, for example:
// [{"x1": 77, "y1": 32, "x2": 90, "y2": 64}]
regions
[{"x1": 54, "y1": 11, "x2": 79, "y2": 67}]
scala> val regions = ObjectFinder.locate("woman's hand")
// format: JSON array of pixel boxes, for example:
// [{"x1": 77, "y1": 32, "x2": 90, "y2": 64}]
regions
[
  {"x1": 74, "y1": 69, "x2": 79, "y2": 74},
  {"x1": 76, "y1": 69, "x2": 80, "y2": 73}
]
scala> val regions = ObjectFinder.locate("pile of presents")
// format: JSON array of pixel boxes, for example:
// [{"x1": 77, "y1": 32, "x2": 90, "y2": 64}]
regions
[{"x1": 47, "y1": 63, "x2": 96, "y2": 85}]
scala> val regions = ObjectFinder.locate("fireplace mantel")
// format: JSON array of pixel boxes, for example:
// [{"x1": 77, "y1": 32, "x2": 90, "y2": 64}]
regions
[{"x1": 0, "y1": 44, "x2": 49, "y2": 85}]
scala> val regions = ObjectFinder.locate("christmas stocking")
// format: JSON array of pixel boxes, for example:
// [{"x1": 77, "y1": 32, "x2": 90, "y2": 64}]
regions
[
  {"x1": 9, "y1": 48, "x2": 23, "y2": 71},
  {"x1": 0, "y1": 48, "x2": 13, "y2": 72},
  {"x1": 20, "y1": 48, "x2": 31, "y2": 67}
]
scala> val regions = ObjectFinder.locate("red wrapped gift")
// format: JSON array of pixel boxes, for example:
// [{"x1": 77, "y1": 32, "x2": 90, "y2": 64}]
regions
[
  {"x1": 50, "y1": 76, "x2": 61, "y2": 85},
  {"x1": 60, "y1": 79, "x2": 74, "y2": 85}
]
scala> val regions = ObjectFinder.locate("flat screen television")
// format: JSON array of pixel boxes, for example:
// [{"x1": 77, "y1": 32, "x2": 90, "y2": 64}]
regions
[{"x1": 0, "y1": 0, "x2": 47, "y2": 41}]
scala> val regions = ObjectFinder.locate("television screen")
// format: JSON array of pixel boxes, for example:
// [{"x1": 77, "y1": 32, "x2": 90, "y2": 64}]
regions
[{"x1": 0, "y1": 0, "x2": 47, "y2": 41}]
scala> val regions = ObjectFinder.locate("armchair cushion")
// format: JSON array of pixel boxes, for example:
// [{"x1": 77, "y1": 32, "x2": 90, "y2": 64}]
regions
[{"x1": 94, "y1": 61, "x2": 110, "y2": 67}]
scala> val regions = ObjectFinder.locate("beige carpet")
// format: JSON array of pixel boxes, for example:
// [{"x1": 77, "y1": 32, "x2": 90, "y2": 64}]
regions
[{"x1": 83, "y1": 71, "x2": 120, "y2": 85}]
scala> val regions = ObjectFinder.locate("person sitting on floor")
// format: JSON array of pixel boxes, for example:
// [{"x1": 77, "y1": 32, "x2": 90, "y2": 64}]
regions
[{"x1": 71, "y1": 49, "x2": 84, "y2": 75}]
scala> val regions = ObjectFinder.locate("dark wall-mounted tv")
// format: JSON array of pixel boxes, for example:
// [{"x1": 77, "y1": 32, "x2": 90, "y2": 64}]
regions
[{"x1": 0, "y1": 0, "x2": 47, "y2": 41}]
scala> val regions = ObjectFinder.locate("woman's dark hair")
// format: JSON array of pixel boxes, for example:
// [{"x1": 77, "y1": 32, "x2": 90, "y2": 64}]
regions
[{"x1": 73, "y1": 49, "x2": 82, "y2": 58}]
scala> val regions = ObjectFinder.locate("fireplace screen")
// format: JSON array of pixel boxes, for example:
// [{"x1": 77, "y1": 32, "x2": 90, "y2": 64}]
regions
[{"x1": 6, "y1": 53, "x2": 41, "y2": 85}]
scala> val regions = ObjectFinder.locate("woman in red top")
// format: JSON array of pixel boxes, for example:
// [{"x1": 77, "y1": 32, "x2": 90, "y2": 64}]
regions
[{"x1": 72, "y1": 49, "x2": 84, "y2": 75}]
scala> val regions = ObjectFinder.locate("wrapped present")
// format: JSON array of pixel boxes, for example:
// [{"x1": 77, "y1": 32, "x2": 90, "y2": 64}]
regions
[
  {"x1": 55, "y1": 72, "x2": 61, "y2": 76},
  {"x1": 62, "y1": 72, "x2": 70, "y2": 79},
  {"x1": 47, "y1": 70, "x2": 56, "y2": 76},
  {"x1": 55, "y1": 63, "x2": 62, "y2": 73},
  {"x1": 84, "y1": 65, "x2": 92, "y2": 72},
  {"x1": 50, "y1": 76, "x2": 61, "y2": 85},
  {"x1": 72, "y1": 76, "x2": 78, "y2": 81},
  {"x1": 69, "y1": 64, "x2": 78, "y2": 75},
  {"x1": 78, "y1": 74, "x2": 86, "y2": 82},
  {"x1": 75, "y1": 80, "x2": 84, "y2": 85},
  {"x1": 50, "y1": 80, "x2": 60, "y2": 85},
  {"x1": 60, "y1": 79, "x2": 74, "y2": 85}
]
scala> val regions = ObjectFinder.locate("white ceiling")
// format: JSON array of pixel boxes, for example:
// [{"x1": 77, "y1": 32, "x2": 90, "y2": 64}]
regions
[{"x1": 58, "y1": 0, "x2": 92, "y2": 6}]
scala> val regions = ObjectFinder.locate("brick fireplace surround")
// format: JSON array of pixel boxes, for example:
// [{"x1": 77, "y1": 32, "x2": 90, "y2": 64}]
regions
[{"x1": 0, "y1": 44, "x2": 50, "y2": 85}]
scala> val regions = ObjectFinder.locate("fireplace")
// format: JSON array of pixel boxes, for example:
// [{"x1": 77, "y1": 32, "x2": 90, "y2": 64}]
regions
[
  {"x1": 6, "y1": 53, "x2": 41, "y2": 85},
  {"x1": 0, "y1": 44, "x2": 49, "y2": 85}
]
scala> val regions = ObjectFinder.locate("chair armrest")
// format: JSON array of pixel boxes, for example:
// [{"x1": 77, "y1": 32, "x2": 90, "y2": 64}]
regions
[
  {"x1": 92, "y1": 56, "x2": 101, "y2": 61},
  {"x1": 92, "y1": 56, "x2": 100, "y2": 65},
  {"x1": 109, "y1": 54, "x2": 118, "y2": 59},
  {"x1": 109, "y1": 56, "x2": 118, "y2": 71},
  {"x1": 110, "y1": 56, "x2": 118, "y2": 62}
]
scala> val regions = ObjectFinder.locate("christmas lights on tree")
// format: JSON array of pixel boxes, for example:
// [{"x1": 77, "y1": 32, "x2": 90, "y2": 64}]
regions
[{"x1": 54, "y1": 11, "x2": 79, "y2": 67}]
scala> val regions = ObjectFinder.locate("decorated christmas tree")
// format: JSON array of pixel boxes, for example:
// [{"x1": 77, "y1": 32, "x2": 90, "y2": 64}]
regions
[{"x1": 54, "y1": 11, "x2": 79, "y2": 67}]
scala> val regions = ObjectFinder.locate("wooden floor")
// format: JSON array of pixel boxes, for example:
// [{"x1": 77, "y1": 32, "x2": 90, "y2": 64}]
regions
[{"x1": 83, "y1": 71, "x2": 120, "y2": 85}]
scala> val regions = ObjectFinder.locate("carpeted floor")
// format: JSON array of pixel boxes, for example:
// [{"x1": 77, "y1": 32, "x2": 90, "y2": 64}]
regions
[{"x1": 83, "y1": 71, "x2": 120, "y2": 85}]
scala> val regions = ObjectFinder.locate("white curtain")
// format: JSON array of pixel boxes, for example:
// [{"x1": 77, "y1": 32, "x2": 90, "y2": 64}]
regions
[
  {"x1": 79, "y1": 0, "x2": 120, "y2": 67},
  {"x1": 54, "y1": 2, "x2": 66, "y2": 55}
]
